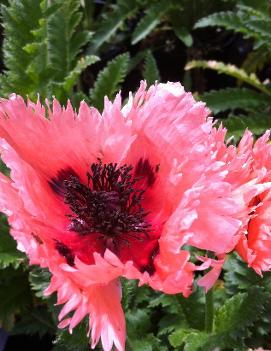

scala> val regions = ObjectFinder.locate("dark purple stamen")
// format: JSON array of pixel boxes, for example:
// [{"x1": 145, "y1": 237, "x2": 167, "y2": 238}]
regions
[
  {"x1": 49, "y1": 168, "x2": 78, "y2": 196},
  {"x1": 64, "y1": 160, "x2": 151, "y2": 241}
]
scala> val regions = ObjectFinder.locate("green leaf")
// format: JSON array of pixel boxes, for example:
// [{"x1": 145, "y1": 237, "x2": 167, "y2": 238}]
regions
[
  {"x1": 90, "y1": 52, "x2": 130, "y2": 111},
  {"x1": 12, "y1": 307, "x2": 55, "y2": 337},
  {"x1": 53, "y1": 318, "x2": 89, "y2": 351},
  {"x1": 143, "y1": 51, "x2": 160, "y2": 85},
  {"x1": 194, "y1": 6, "x2": 271, "y2": 48},
  {"x1": 178, "y1": 284, "x2": 205, "y2": 330},
  {"x1": 131, "y1": 1, "x2": 170, "y2": 45},
  {"x1": 62, "y1": 55, "x2": 99, "y2": 93},
  {"x1": 87, "y1": 0, "x2": 138, "y2": 54},
  {"x1": 169, "y1": 328, "x2": 197, "y2": 348},
  {"x1": 242, "y1": 45, "x2": 271, "y2": 73},
  {"x1": 222, "y1": 112, "x2": 271, "y2": 139},
  {"x1": 0, "y1": 0, "x2": 43, "y2": 96},
  {"x1": 201, "y1": 88, "x2": 270, "y2": 114},
  {"x1": 214, "y1": 286, "x2": 267, "y2": 340},
  {"x1": 224, "y1": 253, "x2": 270, "y2": 295},
  {"x1": 0, "y1": 216, "x2": 25, "y2": 269},
  {"x1": 195, "y1": 11, "x2": 245, "y2": 34},
  {"x1": 185, "y1": 60, "x2": 271, "y2": 96},
  {"x1": 29, "y1": 266, "x2": 51, "y2": 299},
  {"x1": 0, "y1": 267, "x2": 32, "y2": 330},
  {"x1": 1, "y1": 0, "x2": 92, "y2": 102},
  {"x1": 46, "y1": 0, "x2": 92, "y2": 81},
  {"x1": 173, "y1": 26, "x2": 193, "y2": 47}
]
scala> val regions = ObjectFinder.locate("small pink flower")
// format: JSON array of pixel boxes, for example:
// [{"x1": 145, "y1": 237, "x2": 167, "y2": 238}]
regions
[{"x1": 0, "y1": 82, "x2": 242, "y2": 350}]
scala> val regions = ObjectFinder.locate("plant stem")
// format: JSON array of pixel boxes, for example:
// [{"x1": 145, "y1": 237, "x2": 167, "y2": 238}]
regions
[{"x1": 205, "y1": 287, "x2": 214, "y2": 332}]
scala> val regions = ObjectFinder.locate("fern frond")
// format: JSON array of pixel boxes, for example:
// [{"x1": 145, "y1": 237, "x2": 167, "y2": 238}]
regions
[
  {"x1": 0, "y1": 216, "x2": 25, "y2": 269},
  {"x1": 131, "y1": 1, "x2": 171, "y2": 45},
  {"x1": 223, "y1": 112, "x2": 271, "y2": 139},
  {"x1": 201, "y1": 88, "x2": 270, "y2": 114},
  {"x1": 1, "y1": 0, "x2": 93, "y2": 102},
  {"x1": 87, "y1": 0, "x2": 138, "y2": 54},
  {"x1": 90, "y1": 52, "x2": 130, "y2": 111},
  {"x1": 0, "y1": 0, "x2": 43, "y2": 96},
  {"x1": 194, "y1": 6, "x2": 271, "y2": 48},
  {"x1": 47, "y1": 0, "x2": 92, "y2": 81},
  {"x1": 185, "y1": 60, "x2": 271, "y2": 96},
  {"x1": 143, "y1": 51, "x2": 160, "y2": 85},
  {"x1": 62, "y1": 55, "x2": 99, "y2": 93}
]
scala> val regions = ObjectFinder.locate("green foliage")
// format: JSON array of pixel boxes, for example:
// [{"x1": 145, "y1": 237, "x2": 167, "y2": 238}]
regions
[
  {"x1": 223, "y1": 253, "x2": 271, "y2": 295},
  {"x1": 194, "y1": 4, "x2": 271, "y2": 49},
  {"x1": 0, "y1": 267, "x2": 32, "y2": 330},
  {"x1": 90, "y1": 52, "x2": 130, "y2": 111},
  {"x1": 53, "y1": 319, "x2": 90, "y2": 351},
  {"x1": 185, "y1": 60, "x2": 271, "y2": 95},
  {"x1": 29, "y1": 266, "x2": 51, "y2": 299},
  {"x1": 173, "y1": 26, "x2": 193, "y2": 47},
  {"x1": 131, "y1": 1, "x2": 171, "y2": 45},
  {"x1": 201, "y1": 88, "x2": 270, "y2": 114},
  {"x1": 12, "y1": 307, "x2": 55, "y2": 337},
  {"x1": 0, "y1": 215, "x2": 25, "y2": 269},
  {"x1": 0, "y1": 0, "x2": 43, "y2": 96},
  {"x1": 1, "y1": 0, "x2": 95, "y2": 102},
  {"x1": 143, "y1": 51, "x2": 161, "y2": 85},
  {"x1": 87, "y1": 0, "x2": 138, "y2": 54},
  {"x1": 222, "y1": 112, "x2": 271, "y2": 139},
  {"x1": 169, "y1": 287, "x2": 268, "y2": 350}
]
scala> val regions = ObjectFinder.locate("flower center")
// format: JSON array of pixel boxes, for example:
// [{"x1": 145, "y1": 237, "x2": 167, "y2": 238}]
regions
[
  {"x1": 50, "y1": 159, "x2": 160, "y2": 273},
  {"x1": 64, "y1": 160, "x2": 151, "y2": 242}
]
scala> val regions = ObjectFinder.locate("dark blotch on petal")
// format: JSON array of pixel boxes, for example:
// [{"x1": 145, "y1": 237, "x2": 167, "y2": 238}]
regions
[
  {"x1": 134, "y1": 158, "x2": 158, "y2": 187},
  {"x1": 55, "y1": 240, "x2": 75, "y2": 266},
  {"x1": 49, "y1": 168, "x2": 78, "y2": 196},
  {"x1": 139, "y1": 244, "x2": 159, "y2": 275}
]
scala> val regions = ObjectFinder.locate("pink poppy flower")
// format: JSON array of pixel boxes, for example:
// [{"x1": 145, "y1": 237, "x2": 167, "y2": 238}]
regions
[
  {"x1": 211, "y1": 128, "x2": 271, "y2": 275},
  {"x1": 0, "y1": 82, "x2": 241, "y2": 350}
]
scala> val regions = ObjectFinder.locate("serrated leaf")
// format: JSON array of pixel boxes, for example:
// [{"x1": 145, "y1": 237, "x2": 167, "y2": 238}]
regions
[
  {"x1": 54, "y1": 318, "x2": 89, "y2": 351},
  {"x1": 194, "y1": 6, "x2": 271, "y2": 48},
  {"x1": 29, "y1": 266, "x2": 51, "y2": 299},
  {"x1": 62, "y1": 55, "x2": 99, "y2": 93},
  {"x1": 185, "y1": 60, "x2": 271, "y2": 96},
  {"x1": 0, "y1": 0, "x2": 43, "y2": 96},
  {"x1": 213, "y1": 287, "x2": 267, "y2": 344},
  {"x1": 195, "y1": 11, "x2": 245, "y2": 33},
  {"x1": 87, "y1": 0, "x2": 138, "y2": 54},
  {"x1": 12, "y1": 307, "x2": 55, "y2": 337},
  {"x1": 1, "y1": 0, "x2": 92, "y2": 102},
  {"x1": 126, "y1": 309, "x2": 152, "y2": 337},
  {"x1": 143, "y1": 51, "x2": 160, "y2": 85},
  {"x1": 47, "y1": 0, "x2": 92, "y2": 81},
  {"x1": 222, "y1": 112, "x2": 271, "y2": 139},
  {"x1": 224, "y1": 253, "x2": 271, "y2": 295},
  {"x1": 201, "y1": 88, "x2": 270, "y2": 114},
  {"x1": 132, "y1": 1, "x2": 171, "y2": 45},
  {"x1": 90, "y1": 52, "x2": 129, "y2": 111},
  {"x1": 0, "y1": 216, "x2": 25, "y2": 269},
  {"x1": 169, "y1": 328, "x2": 197, "y2": 348}
]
